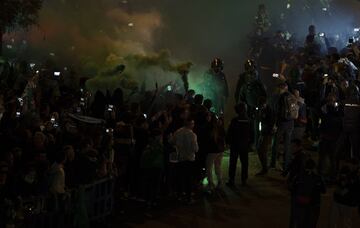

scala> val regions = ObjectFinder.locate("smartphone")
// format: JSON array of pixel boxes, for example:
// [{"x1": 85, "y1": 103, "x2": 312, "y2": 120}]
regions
[
  {"x1": 107, "y1": 104, "x2": 113, "y2": 112},
  {"x1": 323, "y1": 73, "x2": 328, "y2": 77},
  {"x1": 106, "y1": 128, "x2": 113, "y2": 133},
  {"x1": 272, "y1": 73, "x2": 279, "y2": 78},
  {"x1": 18, "y1": 98, "x2": 24, "y2": 106},
  {"x1": 16, "y1": 111, "x2": 21, "y2": 118},
  {"x1": 54, "y1": 72, "x2": 61, "y2": 77}
]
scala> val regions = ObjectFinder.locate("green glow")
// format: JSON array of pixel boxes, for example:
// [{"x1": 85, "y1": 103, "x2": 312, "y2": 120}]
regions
[{"x1": 202, "y1": 178, "x2": 209, "y2": 186}]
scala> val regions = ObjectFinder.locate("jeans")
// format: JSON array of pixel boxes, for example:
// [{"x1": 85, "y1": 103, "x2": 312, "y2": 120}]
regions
[
  {"x1": 166, "y1": 162, "x2": 181, "y2": 196},
  {"x1": 292, "y1": 204, "x2": 320, "y2": 228},
  {"x1": 206, "y1": 153, "x2": 224, "y2": 188},
  {"x1": 229, "y1": 146, "x2": 249, "y2": 184},
  {"x1": 257, "y1": 135, "x2": 273, "y2": 172},
  {"x1": 178, "y1": 161, "x2": 195, "y2": 200},
  {"x1": 309, "y1": 107, "x2": 320, "y2": 140},
  {"x1": 318, "y1": 139, "x2": 338, "y2": 179},
  {"x1": 272, "y1": 121, "x2": 294, "y2": 170},
  {"x1": 142, "y1": 168, "x2": 162, "y2": 203}
]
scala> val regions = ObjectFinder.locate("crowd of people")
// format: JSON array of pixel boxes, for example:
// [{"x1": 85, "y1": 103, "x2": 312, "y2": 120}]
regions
[
  {"x1": 242, "y1": 15, "x2": 360, "y2": 226},
  {"x1": 1, "y1": 7, "x2": 360, "y2": 228}
]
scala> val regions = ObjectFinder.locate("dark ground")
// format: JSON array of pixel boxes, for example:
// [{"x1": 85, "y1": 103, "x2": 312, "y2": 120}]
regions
[{"x1": 107, "y1": 149, "x2": 360, "y2": 228}]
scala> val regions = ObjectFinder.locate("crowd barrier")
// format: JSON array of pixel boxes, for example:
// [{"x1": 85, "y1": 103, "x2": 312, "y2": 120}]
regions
[
  {"x1": 83, "y1": 177, "x2": 115, "y2": 221},
  {"x1": 18, "y1": 177, "x2": 115, "y2": 228}
]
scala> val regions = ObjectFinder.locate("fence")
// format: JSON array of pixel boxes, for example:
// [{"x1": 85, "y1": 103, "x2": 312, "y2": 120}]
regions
[{"x1": 17, "y1": 177, "x2": 115, "y2": 228}]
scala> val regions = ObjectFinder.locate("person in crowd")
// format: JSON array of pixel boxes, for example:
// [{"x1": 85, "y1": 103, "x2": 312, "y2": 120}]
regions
[
  {"x1": 129, "y1": 115, "x2": 149, "y2": 199},
  {"x1": 235, "y1": 59, "x2": 259, "y2": 105},
  {"x1": 184, "y1": 89, "x2": 196, "y2": 104},
  {"x1": 29, "y1": 131, "x2": 48, "y2": 162},
  {"x1": 49, "y1": 152, "x2": 66, "y2": 195},
  {"x1": 226, "y1": 103, "x2": 251, "y2": 187},
  {"x1": 203, "y1": 58, "x2": 229, "y2": 114},
  {"x1": 339, "y1": 78, "x2": 360, "y2": 103},
  {"x1": 75, "y1": 148, "x2": 99, "y2": 185},
  {"x1": 235, "y1": 59, "x2": 266, "y2": 149},
  {"x1": 170, "y1": 118, "x2": 199, "y2": 203},
  {"x1": 205, "y1": 115, "x2": 226, "y2": 191},
  {"x1": 195, "y1": 106, "x2": 214, "y2": 184},
  {"x1": 304, "y1": 25, "x2": 322, "y2": 56},
  {"x1": 284, "y1": 139, "x2": 308, "y2": 183},
  {"x1": 190, "y1": 94, "x2": 206, "y2": 118},
  {"x1": 301, "y1": 59, "x2": 323, "y2": 145},
  {"x1": 285, "y1": 139, "x2": 309, "y2": 228},
  {"x1": 90, "y1": 90, "x2": 106, "y2": 119},
  {"x1": 293, "y1": 89, "x2": 307, "y2": 140},
  {"x1": 63, "y1": 145, "x2": 77, "y2": 188},
  {"x1": 140, "y1": 129, "x2": 164, "y2": 207},
  {"x1": 289, "y1": 159, "x2": 326, "y2": 228},
  {"x1": 318, "y1": 94, "x2": 343, "y2": 181},
  {"x1": 272, "y1": 82, "x2": 296, "y2": 171},
  {"x1": 256, "y1": 97, "x2": 275, "y2": 175},
  {"x1": 113, "y1": 121, "x2": 134, "y2": 193},
  {"x1": 320, "y1": 76, "x2": 339, "y2": 103},
  {"x1": 15, "y1": 163, "x2": 40, "y2": 197}
]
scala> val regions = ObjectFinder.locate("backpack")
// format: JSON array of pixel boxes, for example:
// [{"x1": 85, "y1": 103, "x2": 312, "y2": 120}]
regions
[
  {"x1": 283, "y1": 92, "x2": 299, "y2": 120},
  {"x1": 293, "y1": 172, "x2": 321, "y2": 205}
]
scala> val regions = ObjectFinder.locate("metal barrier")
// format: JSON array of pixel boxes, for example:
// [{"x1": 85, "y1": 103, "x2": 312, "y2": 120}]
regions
[
  {"x1": 18, "y1": 177, "x2": 115, "y2": 228},
  {"x1": 83, "y1": 177, "x2": 115, "y2": 221}
]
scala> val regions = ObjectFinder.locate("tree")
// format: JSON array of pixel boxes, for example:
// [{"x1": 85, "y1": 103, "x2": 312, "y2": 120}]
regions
[{"x1": 0, "y1": 0, "x2": 43, "y2": 55}]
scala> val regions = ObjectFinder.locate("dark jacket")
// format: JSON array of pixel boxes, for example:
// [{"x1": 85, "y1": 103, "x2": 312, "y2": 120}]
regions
[
  {"x1": 226, "y1": 115, "x2": 251, "y2": 151},
  {"x1": 259, "y1": 105, "x2": 275, "y2": 135},
  {"x1": 320, "y1": 104, "x2": 343, "y2": 140},
  {"x1": 286, "y1": 151, "x2": 307, "y2": 183},
  {"x1": 291, "y1": 171, "x2": 326, "y2": 206}
]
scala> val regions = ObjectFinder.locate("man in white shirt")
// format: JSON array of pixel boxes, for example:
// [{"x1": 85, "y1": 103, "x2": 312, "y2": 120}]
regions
[{"x1": 171, "y1": 119, "x2": 198, "y2": 203}]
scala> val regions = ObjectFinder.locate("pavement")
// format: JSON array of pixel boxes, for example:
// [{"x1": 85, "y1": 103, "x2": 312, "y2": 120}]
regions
[{"x1": 108, "y1": 151, "x2": 360, "y2": 228}]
